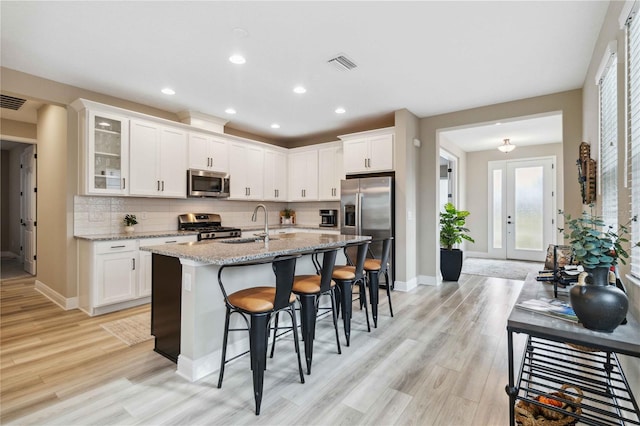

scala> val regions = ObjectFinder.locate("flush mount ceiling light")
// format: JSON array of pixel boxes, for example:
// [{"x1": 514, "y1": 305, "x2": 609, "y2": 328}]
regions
[
  {"x1": 225, "y1": 108, "x2": 236, "y2": 114},
  {"x1": 270, "y1": 123, "x2": 280, "y2": 129},
  {"x1": 229, "y1": 54, "x2": 246, "y2": 65},
  {"x1": 498, "y1": 138, "x2": 516, "y2": 153},
  {"x1": 293, "y1": 86, "x2": 306, "y2": 94},
  {"x1": 161, "y1": 88, "x2": 176, "y2": 95},
  {"x1": 335, "y1": 107, "x2": 346, "y2": 114}
]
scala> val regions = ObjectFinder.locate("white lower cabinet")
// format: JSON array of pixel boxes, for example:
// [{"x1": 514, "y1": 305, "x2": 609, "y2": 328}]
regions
[{"x1": 78, "y1": 235, "x2": 196, "y2": 316}]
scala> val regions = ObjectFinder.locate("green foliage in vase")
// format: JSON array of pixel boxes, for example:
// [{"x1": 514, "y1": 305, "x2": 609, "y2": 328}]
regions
[
  {"x1": 439, "y1": 203, "x2": 475, "y2": 250},
  {"x1": 558, "y1": 206, "x2": 639, "y2": 269},
  {"x1": 123, "y1": 214, "x2": 138, "y2": 226}
]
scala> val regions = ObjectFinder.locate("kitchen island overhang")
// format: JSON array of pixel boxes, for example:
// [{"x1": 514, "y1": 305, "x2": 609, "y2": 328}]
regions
[{"x1": 141, "y1": 233, "x2": 371, "y2": 382}]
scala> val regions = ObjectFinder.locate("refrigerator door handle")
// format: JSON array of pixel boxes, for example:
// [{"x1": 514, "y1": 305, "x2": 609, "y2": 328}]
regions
[{"x1": 356, "y1": 192, "x2": 363, "y2": 235}]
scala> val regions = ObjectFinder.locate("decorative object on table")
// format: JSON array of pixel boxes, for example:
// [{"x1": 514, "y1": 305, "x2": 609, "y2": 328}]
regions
[
  {"x1": 558, "y1": 207, "x2": 639, "y2": 332},
  {"x1": 123, "y1": 214, "x2": 138, "y2": 233},
  {"x1": 280, "y1": 208, "x2": 295, "y2": 225},
  {"x1": 439, "y1": 202, "x2": 474, "y2": 281},
  {"x1": 577, "y1": 142, "x2": 597, "y2": 205},
  {"x1": 543, "y1": 244, "x2": 574, "y2": 270},
  {"x1": 515, "y1": 384, "x2": 583, "y2": 426}
]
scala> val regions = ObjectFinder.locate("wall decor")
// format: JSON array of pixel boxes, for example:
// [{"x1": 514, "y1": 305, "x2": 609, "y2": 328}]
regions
[{"x1": 577, "y1": 142, "x2": 597, "y2": 205}]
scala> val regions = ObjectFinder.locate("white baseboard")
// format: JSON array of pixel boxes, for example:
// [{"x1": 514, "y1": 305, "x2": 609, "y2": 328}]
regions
[
  {"x1": 418, "y1": 275, "x2": 441, "y2": 286},
  {"x1": 177, "y1": 339, "x2": 249, "y2": 382},
  {"x1": 35, "y1": 280, "x2": 79, "y2": 310},
  {"x1": 1, "y1": 251, "x2": 20, "y2": 259},
  {"x1": 465, "y1": 251, "x2": 492, "y2": 259},
  {"x1": 394, "y1": 277, "x2": 417, "y2": 292}
]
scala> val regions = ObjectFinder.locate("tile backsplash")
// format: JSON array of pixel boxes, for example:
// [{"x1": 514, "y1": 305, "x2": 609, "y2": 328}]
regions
[{"x1": 74, "y1": 196, "x2": 339, "y2": 235}]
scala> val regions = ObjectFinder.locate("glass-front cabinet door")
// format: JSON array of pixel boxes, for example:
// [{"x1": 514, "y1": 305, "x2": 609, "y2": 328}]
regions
[{"x1": 88, "y1": 111, "x2": 129, "y2": 195}]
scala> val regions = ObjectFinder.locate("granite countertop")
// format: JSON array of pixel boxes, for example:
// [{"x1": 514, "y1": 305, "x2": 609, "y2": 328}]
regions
[
  {"x1": 244, "y1": 223, "x2": 339, "y2": 232},
  {"x1": 74, "y1": 230, "x2": 199, "y2": 241},
  {"x1": 140, "y1": 233, "x2": 370, "y2": 265}
]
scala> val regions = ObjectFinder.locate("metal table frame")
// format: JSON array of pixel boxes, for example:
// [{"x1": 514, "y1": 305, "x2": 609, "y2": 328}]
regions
[{"x1": 506, "y1": 278, "x2": 640, "y2": 425}]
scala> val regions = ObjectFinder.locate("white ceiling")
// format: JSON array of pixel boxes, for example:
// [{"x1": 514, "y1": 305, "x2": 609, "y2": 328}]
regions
[
  {"x1": 440, "y1": 112, "x2": 564, "y2": 152},
  {"x1": 0, "y1": 1, "x2": 608, "y2": 144}
]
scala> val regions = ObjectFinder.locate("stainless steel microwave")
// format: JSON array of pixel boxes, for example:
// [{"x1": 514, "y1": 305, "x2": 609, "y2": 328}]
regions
[{"x1": 187, "y1": 169, "x2": 230, "y2": 198}]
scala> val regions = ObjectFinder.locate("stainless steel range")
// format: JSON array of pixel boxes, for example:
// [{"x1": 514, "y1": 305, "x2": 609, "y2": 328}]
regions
[{"x1": 178, "y1": 213, "x2": 241, "y2": 240}]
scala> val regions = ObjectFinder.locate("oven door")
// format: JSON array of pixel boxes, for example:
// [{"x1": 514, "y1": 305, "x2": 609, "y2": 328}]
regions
[{"x1": 188, "y1": 169, "x2": 230, "y2": 198}]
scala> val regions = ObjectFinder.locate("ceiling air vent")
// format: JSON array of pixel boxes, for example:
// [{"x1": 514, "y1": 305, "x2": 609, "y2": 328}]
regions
[
  {"x1": 327, "y1": 54, "x2": 357, "y2": 71},
  {"x1": 1, "y1": 94, "x2": 27, "y2": 110}
]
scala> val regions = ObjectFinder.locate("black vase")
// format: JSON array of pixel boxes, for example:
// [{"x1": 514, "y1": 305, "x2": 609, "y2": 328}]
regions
[
  {"x1": 440, "y1": 249, "x2": 463, "y2": 281},
  {"x1": 569, "y1": 267, "x2": 629, "y2": 333}
]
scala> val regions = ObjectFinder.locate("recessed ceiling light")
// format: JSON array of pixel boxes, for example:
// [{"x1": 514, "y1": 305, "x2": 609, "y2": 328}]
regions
[
  {"x1": 229, "y1": 54, "x2": 246, "y2": 65},
  {"x1": 161, "y1": 88, "x2": 176, "y2": 95},
  {"x1": 270, "y1": 123, "x2": 280, "y2": 129},
  {"x1": 293, "y1": 86, "x2": 306, "y2": 94},
  {"x1": 225, "y1": 108, "x2": 237, "y2": 114},
  {"x1": 495, "y1": 122, "x2": 502, "y2": 126},
  {"x1": 335, "y1": 107, "x2": 346, "y2": 114}
]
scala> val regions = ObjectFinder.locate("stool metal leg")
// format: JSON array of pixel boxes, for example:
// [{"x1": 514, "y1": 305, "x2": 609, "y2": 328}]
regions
[
  {"x1": 337, "y1": 280, "x2": 353, "y2": 346},
  {"x1": 330, "y1": 289, "x2": 342, "y2": 355},
  {"x1": 358, "y1": 279, "x2": 371, "y2": 332},
  {"x1": 367, "y1": 270, "x2": 380, "y2": 328},
  {"x1": 298, "y1": 294, "x2": 316, "y2": 374},
  {"x1": 384, "y1": 270, "x2": 394, "y2": 317},
  {"x1": 287, "y1": 305, "x2": 305, "y2": 384},
  {"x1": 217, "y1": 306, "x2": 231, "y2": 389},
  {"x1": 249, "y1": 314, "x2": 269, "y2": 415}
]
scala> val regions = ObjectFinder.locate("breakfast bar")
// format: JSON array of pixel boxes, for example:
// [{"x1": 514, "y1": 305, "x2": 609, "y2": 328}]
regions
[{"x1": 141, "y1": 232, "x2": 370, "y2": 382}]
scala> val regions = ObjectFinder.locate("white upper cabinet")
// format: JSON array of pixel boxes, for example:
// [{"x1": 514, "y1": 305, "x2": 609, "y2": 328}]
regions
[
  {"x1": 188, "y1": 132, "x2": 229, "y2": 172},
  {"x1": 264, "y1": 149, "x2": 288, "y2": 201},
  {"x1": 228, "y1": 142, "x2": 264, "y2": 200},
  {"x1": 75, "y1": 104, "x2": 130, "y2": 195},
  {"x1": 340, "y1": 128, "x2": 394, "y2": 174},
  {"x1": 318, "y1": 143, "x2": 344, "y2": 200},
  {"x1": 288, "y1": 149, "x2": 318, "y2": 201},
  {"x1": 129, "y1": 119, "x2": 187, "y2": 198}
]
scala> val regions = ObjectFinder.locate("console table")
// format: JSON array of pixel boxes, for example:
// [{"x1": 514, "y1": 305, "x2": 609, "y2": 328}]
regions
[{"x1": 505, "y1": 276, "x2": 640, "y2": 425}]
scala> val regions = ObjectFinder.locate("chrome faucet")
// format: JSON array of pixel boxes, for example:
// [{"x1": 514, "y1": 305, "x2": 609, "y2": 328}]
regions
[{"x1": 251, "y1": 204, "x2": 269, "y2": 242}]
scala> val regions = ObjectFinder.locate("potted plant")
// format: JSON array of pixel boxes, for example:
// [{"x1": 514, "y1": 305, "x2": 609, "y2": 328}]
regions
[
  {"x1": 123, "y1": 214, "x2": 138, "y2": 233},
  {"x1": 558, "y1": 206, "x2": 639, "y2": 331},
  {"x1": 439, "y1": 202, "x2": 474, "y2": 281},
  {"x1": 281, "y1": 208, "x2": 295, "y2": 225}
]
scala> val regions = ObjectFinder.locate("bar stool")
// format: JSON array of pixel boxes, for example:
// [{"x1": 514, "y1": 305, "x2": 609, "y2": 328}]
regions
[
  {"x1": 280, "y1": 247, "x2": 341, "y2": 375},
  {"x1": 216, "y1": 255, "x2": 304, "y2": 415},
  {"x1": 364, "y1": 237, "x2": 394, "y2": 327},
  {"x1": 332, "y1": 240, "x2": 371, "y2": 346}
]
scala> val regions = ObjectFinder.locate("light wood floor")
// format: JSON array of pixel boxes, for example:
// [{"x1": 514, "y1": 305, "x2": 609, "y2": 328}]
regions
[{"x1": 1, "y1": 273, "x2": 527, "y2": 425}]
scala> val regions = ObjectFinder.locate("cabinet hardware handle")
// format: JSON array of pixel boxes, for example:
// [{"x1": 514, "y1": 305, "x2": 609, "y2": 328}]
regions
[
  {"x1": 132, "y1": 258, "x2": 136, "y2": 270},
  {"x1": 210, "y1": 157, "x2": 213, "y2": 167},
  {"x1": 111, "y1": 245, "x2": 126, "y2": 249},
  {"x1": 364, "y1": 158, "x2": 367, "y2": 168},
  {"x1": 165, "y1": 240, "x2": 177, "y2": 243},
  {"x1": 248, "y1": 187, "x2": 251, "y2": 196},
  {"x1": 162, "y1": 181, "x2": 165, "y2": 191},
  {"x1": 157, "y1": 180, "x2": 160, "y2": 191},
  {"x1": 122, "y1": 178, "x2": 126, "y2": 190}
]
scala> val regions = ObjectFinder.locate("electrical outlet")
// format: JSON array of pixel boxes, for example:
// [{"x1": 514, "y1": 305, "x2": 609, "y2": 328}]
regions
[{"x1": 184, "y1": 273, "x2": 191, "y2": 291}]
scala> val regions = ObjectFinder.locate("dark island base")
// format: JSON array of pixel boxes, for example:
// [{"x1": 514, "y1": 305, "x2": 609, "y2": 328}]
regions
[{"x1": 151, "y1": 253, "x2": 181, "y2": 363}]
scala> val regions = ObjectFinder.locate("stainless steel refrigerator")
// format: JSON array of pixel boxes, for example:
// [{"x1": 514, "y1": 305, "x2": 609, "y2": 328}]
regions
[{"x1": 340, "y1": 176, "x2": 394, "y2": 286}]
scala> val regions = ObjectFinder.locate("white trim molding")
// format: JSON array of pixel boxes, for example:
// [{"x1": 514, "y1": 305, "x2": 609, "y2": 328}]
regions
[
  {"x1": 35, "y1": 280, "x2": 79, "y2": 310},
  {"x1": 394, "y1": 277, "x2": 419, "y2": 291},
  {"x1": 595, "y1": 41, "x2": 618, "y2": 85}
]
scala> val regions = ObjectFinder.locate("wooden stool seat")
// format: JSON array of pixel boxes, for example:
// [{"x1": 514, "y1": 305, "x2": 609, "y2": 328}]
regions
[
  {"x1": 332, "y1": 266, "x2": 356, "y2": 280},
  {"x1": 293, "y1": 275, "x2": 336, "y2": 294},
  {"x1": 228, "y1": 287, "x2": 296, "y2": 313},
  {"x1": 364, "y1": 259, "x2": 381, "y2": 271}
]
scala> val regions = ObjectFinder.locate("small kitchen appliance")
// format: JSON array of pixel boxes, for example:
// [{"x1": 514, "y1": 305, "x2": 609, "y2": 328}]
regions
[
  {"x1": 319, "y1": 209, "x2": 338, "y2": 227},
  {"x1": 178, "y1": 213, "x2": 241, "y2": 240}
]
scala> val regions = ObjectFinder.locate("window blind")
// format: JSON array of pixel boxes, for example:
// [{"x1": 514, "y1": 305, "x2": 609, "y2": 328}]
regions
[
  {"x1": 599, "y1": 54, "x2": 618, "y2": 231},
  {"x1": 628, "y1": 12, "x2": 640, "y2": 278}
]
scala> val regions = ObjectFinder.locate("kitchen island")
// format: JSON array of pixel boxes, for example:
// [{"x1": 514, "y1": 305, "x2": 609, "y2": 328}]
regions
[{"x1": 141, "y1": 232, "x2": 370, "y2": 382}]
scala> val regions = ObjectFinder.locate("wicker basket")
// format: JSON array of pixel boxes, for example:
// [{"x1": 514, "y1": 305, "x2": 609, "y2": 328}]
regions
[{"x1": 515, "y1": 384, "x2": 583, "y2": 426}]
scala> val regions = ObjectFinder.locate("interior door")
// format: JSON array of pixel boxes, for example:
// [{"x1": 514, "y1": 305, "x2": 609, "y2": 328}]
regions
[
  {"x1": 21, "y1": 145, "x2": 37, "y2": 275},
  {"x1": 489, "y1": 157, "x2": 556, "y2": 262}
]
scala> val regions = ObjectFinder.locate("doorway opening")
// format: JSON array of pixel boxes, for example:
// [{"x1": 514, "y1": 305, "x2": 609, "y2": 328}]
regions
[
  {"x1": 439, "y1": 150, "x2": 457, "y2": 213},
  {"x1": 488, "y1": 157, "x2": 556, "y2": 262},
  {"x1": 1, "y1": 140, "x2": 37, "y2": 280}
]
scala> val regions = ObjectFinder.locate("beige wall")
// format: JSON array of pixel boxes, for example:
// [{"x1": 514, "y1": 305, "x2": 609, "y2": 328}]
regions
[
  {"x1": 418, "y1": 89, "x2": 582, "y2": 282},
  {"x1": 394, "y1": 109, "x2": 420, "y2": 285},
  {"x1": 1, "y1": 118, "x2": 37, "y2": 140},
  {"x1": 465, "y1": 143, "x2": 564, "y2": 254},
  {"x1": 36, "y1": 104, "x2": 70, "y2": 297},
  {"x1": 1, "y1": 150, "x2": 9, "y2": 252}
]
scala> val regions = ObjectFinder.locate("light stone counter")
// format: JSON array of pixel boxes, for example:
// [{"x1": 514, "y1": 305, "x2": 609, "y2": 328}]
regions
[
  {"x1": 141, "y1": 232, "x2": 367, "y2": 265},
  {"x1": 75, "y1": 230, "x2": 199, "y2": 241}
]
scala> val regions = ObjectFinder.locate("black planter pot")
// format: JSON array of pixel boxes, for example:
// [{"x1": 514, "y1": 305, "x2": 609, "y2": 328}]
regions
[
  {"x1": 569, "y1": 267, "x2": 629, "y2": 333},
  {"x1": 440, "y1": 249, "x2": 463, "y2": 281}
]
